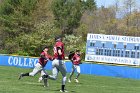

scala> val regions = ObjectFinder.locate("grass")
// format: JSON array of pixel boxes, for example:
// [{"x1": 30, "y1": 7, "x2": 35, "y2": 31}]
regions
[{"x1": 1, "y1": 66, "x2": 140, "y2": 93}]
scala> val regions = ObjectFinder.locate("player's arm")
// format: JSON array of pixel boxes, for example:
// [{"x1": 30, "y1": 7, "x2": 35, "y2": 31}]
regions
[
  {"x1": 48, "y1": 55, "x2": 54, "y2": 61},
  {"x1": 57, "y1": 47, "x2": 62, "y2": 55},
  {"x1": 72, "y1": 56, "x2": 76, "y2": 62},
  {"x1": 40, "y1": 54, "x2": 48, "y2": 60}
]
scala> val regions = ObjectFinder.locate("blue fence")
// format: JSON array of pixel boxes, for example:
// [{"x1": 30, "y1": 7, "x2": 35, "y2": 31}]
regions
[{"x1": 1, "y1": 54, "x2": 140, "y2": 80}]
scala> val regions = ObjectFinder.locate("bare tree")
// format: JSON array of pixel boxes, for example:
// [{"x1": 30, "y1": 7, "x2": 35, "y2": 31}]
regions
[{"x1": 122, "y1": 0, "x2": 136, "y2": 33}]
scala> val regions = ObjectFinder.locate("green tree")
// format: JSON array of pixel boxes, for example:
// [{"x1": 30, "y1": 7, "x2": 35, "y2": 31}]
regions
[
  {"x1": 0, "y1": 0, "x2": 37, "y2": 37},
  {"x1": 0, "y1": 0, "x2": 97, "y2": 57},
  {"x1": 0, "y1": 0, "x2": 37, "y2": 54},
  {"x1": 52, "y1": 0, "x2": 83, "y2": 34},
  {"x1": 82, "y1": 0, "x2": 96, "y2": 11},
  {"x1": 63, "y1": 34, "x2": 86, "y2": 59}
]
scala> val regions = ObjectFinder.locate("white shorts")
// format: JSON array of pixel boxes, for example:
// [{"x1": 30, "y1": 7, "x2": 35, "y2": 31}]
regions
[
  {"x1": 72, "y1": 65, "x2": 80, "y2": 73},
  {"x1": 29, "y1": 63, "x2": 47, "y2": 76},
  {"x1": 52, "y1": 59, "x2": 67, "y2": 77}
]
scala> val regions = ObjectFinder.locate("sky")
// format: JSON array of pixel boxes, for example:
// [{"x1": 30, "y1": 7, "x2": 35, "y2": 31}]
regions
[
  {"x1": 95, "y1": 0, "x2": 115, "y2": 7},
  {"x1": 95, "y1": 0, "x2": 140, "y2": 9},
  {"x1": 95, "y1": 0, "x2": 140, "y2": 18}
]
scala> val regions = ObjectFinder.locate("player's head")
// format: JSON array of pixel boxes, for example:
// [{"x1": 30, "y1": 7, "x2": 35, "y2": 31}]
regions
[
  {"x1": 55, "y1": 36, "x2": 62, "y2": 42},
  {"x1": 56, "y1": 46, "x2": 62, "y2": 50},
  {"x1": 69, "y1": 51, "x2": 75, "y2": 54},
  {"x1": 43, "y1": 46, "x2": 49, "y2": 52},
  {"x1": 75, "y1": 49, "x2": 80, "y2": 56}
]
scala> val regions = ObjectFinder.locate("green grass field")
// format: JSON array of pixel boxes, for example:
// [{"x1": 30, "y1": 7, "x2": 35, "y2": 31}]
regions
[{"x1": 1, "y1": 66, "x2": 140, "y2": 93}]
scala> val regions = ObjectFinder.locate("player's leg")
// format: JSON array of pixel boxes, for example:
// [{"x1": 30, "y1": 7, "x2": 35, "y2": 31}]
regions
[
  {"x1": 18, "y1": 72, "x2": 29, "y2": 80},
  {"x1": 38, "y1": 71, "x2": 42, "y2": 82},
  {"x1": 59, "y1": 60, "x2": 67, "y2": 92},
  {"x1": 38, "y1": 69, "x2": 48, "y2": 82},
  {"x1": 38, "y1": 76, "x2": 42, "y2": 82},
  {"x1": 48, "y1": 59, "x2": 59, "y2": 80},
  {"x1": 18, "y1": 63, "x2": 42, "y2": 80},
  {"x1": 29, "y1": 63, "x2": 43, "y2": 76},
  {"x1": 41, "y1": 69, "x2": 49, "y2": 87},
  {"x1": 75, "y1": 65, "x2": 80, "y2": 83},
  {"x1": 68, "y1": 65, "x2": 75, "y2": 82},
  {"x1": 48, "y1": 66, "x2": 59, "y2": 80}
]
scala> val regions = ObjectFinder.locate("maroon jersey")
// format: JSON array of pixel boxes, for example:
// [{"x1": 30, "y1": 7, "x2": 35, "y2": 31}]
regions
[
  {"x1": 72, "y1": 54, "x2": 81, "y2": 65},
  {"x1": 39, "y1": 51, "x2": 53, "y2": 67},
  {"x1": 53, "y1": 41, "x2": 65, "y2": 60}
]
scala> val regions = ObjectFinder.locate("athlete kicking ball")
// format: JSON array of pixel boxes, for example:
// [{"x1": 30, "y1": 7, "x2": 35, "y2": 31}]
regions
[{"x1": 18, "y1": 46, "x2": 53, "y2": 87}]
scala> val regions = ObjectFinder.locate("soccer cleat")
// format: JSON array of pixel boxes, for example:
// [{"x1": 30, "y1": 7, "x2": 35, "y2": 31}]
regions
[
  {"x1": 18, "y1": 73, "x2": 23, "y2": 80},
  {"x1": 68, "y1": 79, "x2": 71, "y2": 83},
  {"x1": 74, "y1": 79, "x2": 79, "y2": 83},
  {"x1": 60, "y1": 90, "x2": 68, "y2": 92}
]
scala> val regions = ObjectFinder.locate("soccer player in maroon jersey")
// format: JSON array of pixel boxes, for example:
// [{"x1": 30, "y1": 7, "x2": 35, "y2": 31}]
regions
[
  {"x1": 47, "y1": 36, "x2": 67, "y2": 92},
  {"x1": 18, "y1": 46, "x2": 53, "y2": 87},
  {"x1": 68, "y1": 50, "x2": 81, "y2": 83}
]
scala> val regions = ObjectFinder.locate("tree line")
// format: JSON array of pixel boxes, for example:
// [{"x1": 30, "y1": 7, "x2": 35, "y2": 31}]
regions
[{"x1": 0, "y1": 0, "x2": 140, "y2": 58}]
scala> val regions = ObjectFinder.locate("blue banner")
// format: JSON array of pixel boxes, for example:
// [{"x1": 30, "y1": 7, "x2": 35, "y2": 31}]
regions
[
  {"x1": 0, "y1": 54, "x2": 53, "y2": 69},
  {"x1": 1, "y1": 54, "x2": 140, "y2": 80}
]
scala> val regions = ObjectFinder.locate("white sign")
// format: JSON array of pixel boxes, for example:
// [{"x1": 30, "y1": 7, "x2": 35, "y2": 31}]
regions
[
  {"x1": 85, "y1": 33, "x2": 140, "y2": 65},
  {"x1": 8, "y1": 56, "x2": 38, "y2": 67},
  {"x1": 87, "y1": 34, "x2": 140, "y2": 43}
]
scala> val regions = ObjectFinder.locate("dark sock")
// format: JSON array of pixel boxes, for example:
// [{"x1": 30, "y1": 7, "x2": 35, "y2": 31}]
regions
[
  {"x1": 42, "y1": 75, "x2": 48, "y2": 79},
  {"x1": 61, "y1": 85, "x2": 65, "y2": 91},
  {"x1": 22, "y1": 73, "x2": 29, "y2": 76}
]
